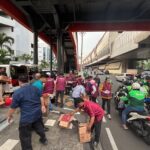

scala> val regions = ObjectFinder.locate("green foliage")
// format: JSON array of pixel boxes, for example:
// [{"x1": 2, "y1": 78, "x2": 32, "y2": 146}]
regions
[
  {"x1": 40, "y1": 60, "x2": 49, "y2": 69},
  {"x1": 0, "y1": 33, "x2": 14, "y2": 54},
  {"x1": 19, "y1": 53, "x2": 33, "y2": 62},
  {"x1": 0, "y1": 33, "x2": 14, "y2": 64}
]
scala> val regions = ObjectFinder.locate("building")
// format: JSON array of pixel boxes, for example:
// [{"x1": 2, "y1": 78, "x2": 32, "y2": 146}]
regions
[{"x1": 0, "y1": 10, "x2": 50, "y2": 64}]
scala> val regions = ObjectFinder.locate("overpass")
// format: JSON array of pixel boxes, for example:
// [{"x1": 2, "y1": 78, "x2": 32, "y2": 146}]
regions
[
  {"x1": 1, "y1": 0, "x2": 150, "y2": 73},
  {"x1": 83, "y1": 31, "x2": 150, "y2": 74}
]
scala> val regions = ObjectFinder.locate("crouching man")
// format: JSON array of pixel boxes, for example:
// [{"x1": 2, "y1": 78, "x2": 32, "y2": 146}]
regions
[
  {"x1": 70, "y1": 93, "x2": 104, "y2": 147},
  {"x1": 7, "y1": 75, "x2": 48, "y2": 150}
]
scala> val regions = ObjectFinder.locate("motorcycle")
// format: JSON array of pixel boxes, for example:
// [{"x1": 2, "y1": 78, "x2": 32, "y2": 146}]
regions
[
  {"x1": 144, "y1": 98, "x2": 150, "y2": 114},
  {"x1": 127, "y1": 112, "x2": 150, "y2": 145}
]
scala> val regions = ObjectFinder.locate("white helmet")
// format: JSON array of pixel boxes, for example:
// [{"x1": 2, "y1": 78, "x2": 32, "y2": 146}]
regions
[{"x1": 132, "y1": 82, "x2": 141, "y2": 90}]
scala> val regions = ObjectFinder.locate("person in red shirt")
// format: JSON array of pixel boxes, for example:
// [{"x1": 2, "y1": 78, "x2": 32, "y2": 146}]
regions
[
  {"x1": 70, "y1": 93, "x2": 104, "y2": 147},
  {"x1": 55, "y1": 73, "x2": 66, "y2": 108}
]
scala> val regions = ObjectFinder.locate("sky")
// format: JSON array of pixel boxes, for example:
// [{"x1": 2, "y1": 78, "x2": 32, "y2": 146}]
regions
[{"x1": 77, "y1": 32, "x2": 104, "y2": 59}]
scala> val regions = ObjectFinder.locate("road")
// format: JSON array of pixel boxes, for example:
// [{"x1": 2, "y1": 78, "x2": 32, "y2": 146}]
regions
[
  {"x1": 0, "y1": 75, "x2": 149, "y2": 150},
  {"x1": 98, "y1": 75, "x2": 150, "y2": 150}
]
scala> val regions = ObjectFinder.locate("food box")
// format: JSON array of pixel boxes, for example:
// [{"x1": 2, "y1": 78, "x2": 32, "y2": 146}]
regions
[
  {"x1": 58, "y1": 114, "x2": 73, "y2": 128},
  {"x1": 65, "y1": 101, "x2": 73, "y2": 107},
  {"x1": 79, "y1": 123, "x2": 91, "y2": 143}
]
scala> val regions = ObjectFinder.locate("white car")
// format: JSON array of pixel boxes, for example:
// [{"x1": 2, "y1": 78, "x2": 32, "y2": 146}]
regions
[{"x1": 115, "y1": 73, "x2": 134, "y2": 82}]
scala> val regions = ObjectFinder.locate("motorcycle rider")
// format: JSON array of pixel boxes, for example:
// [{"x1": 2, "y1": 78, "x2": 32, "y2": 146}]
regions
[{"x1": 121, "y1": 82, "x2": 145, "y2": 130}]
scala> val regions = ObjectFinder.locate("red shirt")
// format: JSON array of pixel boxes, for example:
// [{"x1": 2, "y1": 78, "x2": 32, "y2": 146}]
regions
[
  {"x1": 56, "y1": 76, "x2": 66, "y2": 91},
  {"x1": 81, "y1": 100, "x2": 104, "y2": 123},
  {"x1": 43, "y1": 78, "x2": 54, "y2": 94}
]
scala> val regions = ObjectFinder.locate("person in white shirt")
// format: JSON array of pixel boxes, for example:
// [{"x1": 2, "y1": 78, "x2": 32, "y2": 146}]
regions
[{"x1": 72, "y1": 82, "x2": 85, "y2": 108}]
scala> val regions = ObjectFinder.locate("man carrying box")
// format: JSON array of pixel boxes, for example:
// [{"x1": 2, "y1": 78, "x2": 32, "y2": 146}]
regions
[{"x1": 70, "y1": 93, "x2": 104, "y2": 147}]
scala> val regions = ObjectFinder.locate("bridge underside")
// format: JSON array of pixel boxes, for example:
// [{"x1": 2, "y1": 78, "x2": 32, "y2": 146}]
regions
[{"x1": 1, "y1": 0, "x2": 150, "y2": 72}]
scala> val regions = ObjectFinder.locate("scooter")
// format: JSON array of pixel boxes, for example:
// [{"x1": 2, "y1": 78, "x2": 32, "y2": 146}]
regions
[{"x1": 127, "y1": 112, "x2": 150, "y2": 145}]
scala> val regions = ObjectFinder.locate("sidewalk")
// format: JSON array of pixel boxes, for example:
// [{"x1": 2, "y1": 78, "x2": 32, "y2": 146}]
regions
[{"x1": 0, "y1": 97, "x2": 85, "y2": 150}]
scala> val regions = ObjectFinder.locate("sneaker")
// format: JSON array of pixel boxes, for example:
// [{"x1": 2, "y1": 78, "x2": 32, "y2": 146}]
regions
[
  {"x1": 107, "y1": 114, "x2": 112, "y2": 120},
  {"x1": 122, "y1": 124, "x2": 128, "y2": 130},
  {"x1": 93, "y1": 141, "x2": 99, "y2": 148},
  {"x1": 39, "y1": 138, "x2": 48, "y2": 145}
]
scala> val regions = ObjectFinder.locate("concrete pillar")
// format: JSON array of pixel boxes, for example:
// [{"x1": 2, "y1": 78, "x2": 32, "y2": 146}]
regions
[
  {"x1": 50, "y1": 46, "x2": 53, "y2": 74},
  {"x1": 33, "y1": 30, "x2": 38, "y2": 64},
  {"x1": 57, "y1": 30, "x2": 63, "y2": 74}
]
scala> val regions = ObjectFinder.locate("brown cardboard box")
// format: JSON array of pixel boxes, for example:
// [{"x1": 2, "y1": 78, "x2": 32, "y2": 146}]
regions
[
  {"x1": 58, "y1": 114, "x2": 73, "y2": 128},
  {"x1": 65, "y1": 101, "x2": 73, "y2": 107},
  {"x1": 79, "y1": 123, "x2": 91, "y2": 143}
]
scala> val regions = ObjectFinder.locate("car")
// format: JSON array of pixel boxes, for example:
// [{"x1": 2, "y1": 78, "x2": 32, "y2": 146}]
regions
[
  {"x1": 115, "y1": 73, "x2": 134, "y2": 82},
  {"x1": 141, "y1": 71, "x2": 150, "y2": 77}
]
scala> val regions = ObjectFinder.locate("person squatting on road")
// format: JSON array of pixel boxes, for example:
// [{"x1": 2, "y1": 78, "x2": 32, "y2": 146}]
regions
[
  {"x1": 70, "y1": 93, "x2": 104, "y2": 147},
  {"x1": 100, "y1": 76, "x2": 112, "y2": 120},
  {"x1": 7, "y1": 75, "x2": 48, "y2": 150},
  {"x1": 121, "y1": 82, "x2": 145, "y2": 130}
]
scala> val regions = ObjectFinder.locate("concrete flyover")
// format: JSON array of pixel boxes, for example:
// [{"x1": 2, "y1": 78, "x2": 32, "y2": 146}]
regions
[
  {"x1": 1, "y1": 0, "x2": 150, "y2": 73},
  {"x1": 83, "y1": 31, "x2": 150, "y2": 74}
]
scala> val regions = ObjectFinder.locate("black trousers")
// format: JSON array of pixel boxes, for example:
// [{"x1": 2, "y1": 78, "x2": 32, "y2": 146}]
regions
[
  {"x1": 73, "y1": 97, "x2": 81, "y2": 108},
  {"x1": 102, "y1": 98, "x2": 111, "y2": 114},
  {"x1": 19, "y1": 118, "x2": 46, "y2": 150},
  {"x1": 91, "y1": 96, "x2": 97, "y2": 103},
  {"x1": 55, "y1": 90, "x2": 64, "y2": 107},
  {"x1": 92, "y1": 120, "x2": 102, "y2": 143}
]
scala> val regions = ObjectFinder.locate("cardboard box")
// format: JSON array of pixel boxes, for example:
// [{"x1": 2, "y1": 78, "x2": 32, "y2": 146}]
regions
[
  {"x1": 58, "y1": 114, "x2": 73, "y2": 128},
  {"x1": 79, "y1": 123, "x2": 91, "y2": 143},
  {"x1": 65, "y1": 101, "x2": 73, "y2": 107}
]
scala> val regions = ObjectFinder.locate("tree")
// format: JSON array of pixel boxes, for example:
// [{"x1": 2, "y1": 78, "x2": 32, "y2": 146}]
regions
[
  {"x1": 0, "y1": 33, "x2": 14, "y2": 55},
  {"x1": 19, "y1": 53, "x2": 33, "y2": 63},
  {"x1": 40, "y1": 60, "x2": 49, "y2": 69}
]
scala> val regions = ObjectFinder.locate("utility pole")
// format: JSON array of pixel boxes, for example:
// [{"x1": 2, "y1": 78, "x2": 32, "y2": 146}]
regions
[{"x1": 80, "y1": 32, "x2": 85, "y2": 77}]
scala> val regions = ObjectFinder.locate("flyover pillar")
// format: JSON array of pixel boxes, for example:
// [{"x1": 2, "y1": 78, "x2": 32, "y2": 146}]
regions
[
  {"x1": 33, "y1": 29, "x2": 38, "y2": 64},
  {"x1": 57, "y1": 30, "x2": 64, "y2": 74},
  {"x1": 50, "y1": 46, "x2": 53, "y2": 74}
]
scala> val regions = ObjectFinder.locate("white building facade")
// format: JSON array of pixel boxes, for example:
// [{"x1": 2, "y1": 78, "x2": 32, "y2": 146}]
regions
[{"x1": 0, "y1": 10, "x2": 50, "y2": 64}]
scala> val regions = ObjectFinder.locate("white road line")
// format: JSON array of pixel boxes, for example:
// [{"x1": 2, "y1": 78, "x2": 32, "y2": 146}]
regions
[
  {"x1": 103, "y1": 116, "x2": 106, "y2": 123},
  {"x1": 105, "y1": 128, "x2": 118, "y2": 150},
  {"x1": 0, "y1": 139, "x2": 19, "y2": 150}
]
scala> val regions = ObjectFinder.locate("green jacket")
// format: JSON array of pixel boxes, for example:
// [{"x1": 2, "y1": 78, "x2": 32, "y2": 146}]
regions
[
  {"x1": 120, "y1": 89, "x2": 145, "y2": 108},
  {"x1": 128, "y1": 90, "x2": 145, "y2": 108}
]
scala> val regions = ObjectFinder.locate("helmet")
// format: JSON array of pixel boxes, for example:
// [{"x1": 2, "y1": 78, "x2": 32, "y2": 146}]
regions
[{"x1": 132, "y1": 82, "x2": 141, "y2": 90}]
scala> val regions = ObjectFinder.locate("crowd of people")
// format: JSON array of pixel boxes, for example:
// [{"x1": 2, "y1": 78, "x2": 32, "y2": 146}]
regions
[{"x1": 6, "y1": 70, "x2": 150, "y2": 149}]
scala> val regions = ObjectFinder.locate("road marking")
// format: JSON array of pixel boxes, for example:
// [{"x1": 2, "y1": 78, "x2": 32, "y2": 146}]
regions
[
  {"x1": 106, "y1": 128, "x2": 118, "y2": 150},
  {"x1": 0, "y1": 119, "x2": 13, "y2": 132},
  {"x1": 0, "y1": 139, "x2": 19, "y2": 150},
  {"x1": 45, "y1": 119, "x2": 56, "y2": 126},
  {"x1": 63, "y1": 107, "x2": 74, "y2": 111},
  {"x1": 103, "y1": 116, "x2": 106, "y2": 123}
]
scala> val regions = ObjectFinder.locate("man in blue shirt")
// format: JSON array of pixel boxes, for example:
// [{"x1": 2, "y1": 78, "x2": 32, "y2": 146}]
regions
[{"x1": 7, "y1": 75, "x2": 48, "y2": 150}]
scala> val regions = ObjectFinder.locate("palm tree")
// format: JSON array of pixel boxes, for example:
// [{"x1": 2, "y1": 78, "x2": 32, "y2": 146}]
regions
[
  {"x1": 19, "y1": 53, "x2": 33, "y2": 63},
  {"x1": 0, "y1": 33, "x2": 14, "y2": 55}
]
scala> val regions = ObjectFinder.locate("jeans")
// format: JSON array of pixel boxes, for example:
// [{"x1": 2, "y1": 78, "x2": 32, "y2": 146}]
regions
[
  {"x1": 102, "y1": 98, "x2": 111, "y2": 114},
  {"x1": 55, "y1": 90, "x2": 64, "y2": 107},
  {"x1": 19, "y1": 118, "x2": 46, "y2": 150},
  {"x1": 122, "y1": 106, "x2": 144, "y2": 124},
  {"x1": 92, "y1": 120, "x2": 102, "y2": 143}
]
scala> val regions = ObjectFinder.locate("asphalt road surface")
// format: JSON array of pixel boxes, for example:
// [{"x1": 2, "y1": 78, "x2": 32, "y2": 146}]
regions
[
  {"x1": 0, "y1": 75, "x2": 150, "y2": 150},
  {"x1": 97, "y1": 75, "x2": 150, "y2": 150}
]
